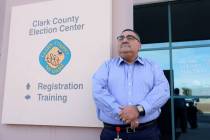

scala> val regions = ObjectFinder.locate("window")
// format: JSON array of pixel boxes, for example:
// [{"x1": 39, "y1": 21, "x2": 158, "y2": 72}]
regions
[
  {"x1": 173, "y1": 47, "x2": 210, "y2": 96},
  {"x1": 134, "y1": 1, "x2": 210, "y2": 140}
]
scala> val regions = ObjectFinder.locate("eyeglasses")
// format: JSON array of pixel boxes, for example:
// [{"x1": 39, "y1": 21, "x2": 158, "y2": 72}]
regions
[{"x1": 117, "y1": 35, "x2": 140, "y2": 42}]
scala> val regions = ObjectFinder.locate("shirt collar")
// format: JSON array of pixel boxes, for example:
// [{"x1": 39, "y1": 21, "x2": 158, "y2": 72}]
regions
[{"x1": 118, "y1": 56, "x2": 144, "y2": 66}]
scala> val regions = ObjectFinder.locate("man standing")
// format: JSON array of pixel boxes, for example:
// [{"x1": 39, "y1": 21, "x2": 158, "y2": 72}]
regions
[{"x1": 92, "y1": 29, "x2": 170, "y2": 140}]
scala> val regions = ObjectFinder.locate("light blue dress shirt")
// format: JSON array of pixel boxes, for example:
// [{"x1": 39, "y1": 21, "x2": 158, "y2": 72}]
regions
[{"x1": 92, "y1": 57, "x2": 170, "y2": 124}]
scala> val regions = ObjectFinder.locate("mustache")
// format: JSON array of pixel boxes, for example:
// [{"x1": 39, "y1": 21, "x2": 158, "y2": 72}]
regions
[
  {"x1": 121, "y1": 42, "x2": 129, "y2": 45},
  {"x1": 120, "y1": 43, "x2": 131, "y2": 48}
]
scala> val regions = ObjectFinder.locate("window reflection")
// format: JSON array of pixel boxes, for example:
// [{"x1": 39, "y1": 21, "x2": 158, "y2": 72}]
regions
[
  {"x1": 139, "y1": 50, "x2": 170, "y2": 70},
  {"x1": 174, "y1": 97, "x2": 210, "y2": 140},
  {"x1": 173, "y1": 47, "x2": 210, "y2": 96},
  {"x1": 134, "y1": 1, "x2": 210, "y2": 139},
  {"x1": 141, "y1": 42, "x2": 169, "y2": 49},
  {"x1": 172, "y1": 40, "x2": 210, "y2": 47}
]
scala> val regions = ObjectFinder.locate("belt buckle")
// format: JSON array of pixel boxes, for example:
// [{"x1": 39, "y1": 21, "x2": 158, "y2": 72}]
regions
[{"x1": 126, "y1": 127, "x2": 135, "y2": 133}]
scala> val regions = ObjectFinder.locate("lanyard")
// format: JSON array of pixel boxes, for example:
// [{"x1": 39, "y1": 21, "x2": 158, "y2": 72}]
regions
[{"x1": 115, "y1": 127, "x2": 122, "y2": 140}]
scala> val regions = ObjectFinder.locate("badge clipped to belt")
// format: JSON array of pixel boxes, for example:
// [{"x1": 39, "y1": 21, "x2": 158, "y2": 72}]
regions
[{"x1": 114, "y1": 127, "x2": 122, "y2": 140}]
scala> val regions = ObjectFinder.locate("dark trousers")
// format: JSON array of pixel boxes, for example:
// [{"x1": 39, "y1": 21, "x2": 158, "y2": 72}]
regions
[{"x1": 100, "y1": 123, "x2": 160, "y2": 140}]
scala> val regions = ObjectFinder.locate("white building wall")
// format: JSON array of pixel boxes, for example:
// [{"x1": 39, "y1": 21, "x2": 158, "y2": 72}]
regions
[{"x1": 0, "y1": 0, "x2": 134, "y2": 139}]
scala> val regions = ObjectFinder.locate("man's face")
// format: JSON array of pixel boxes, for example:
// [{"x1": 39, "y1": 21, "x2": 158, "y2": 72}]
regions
[{"x1": 117, "y1": 31, "x2": 141, "y2": 60}]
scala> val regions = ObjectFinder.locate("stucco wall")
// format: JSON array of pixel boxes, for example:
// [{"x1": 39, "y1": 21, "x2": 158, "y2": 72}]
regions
[{"x1": 0, "y1": 0, "x2": 133, "y2": 139}]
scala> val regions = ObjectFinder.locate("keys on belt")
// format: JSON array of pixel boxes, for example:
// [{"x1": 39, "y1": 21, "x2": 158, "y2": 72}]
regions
[{"x1": 126, "y1": 127, "x2": 136, "y2": 133}]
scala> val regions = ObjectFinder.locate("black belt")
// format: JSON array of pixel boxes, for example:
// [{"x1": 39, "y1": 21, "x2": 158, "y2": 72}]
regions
[{"x1": 103, "y1": 119, "x2": 157, "y2": 133}]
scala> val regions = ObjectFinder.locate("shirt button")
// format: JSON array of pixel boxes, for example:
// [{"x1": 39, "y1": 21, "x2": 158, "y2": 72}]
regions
[{"x1": 128, "y1": 82, "x2": 131, "y2": 86}]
